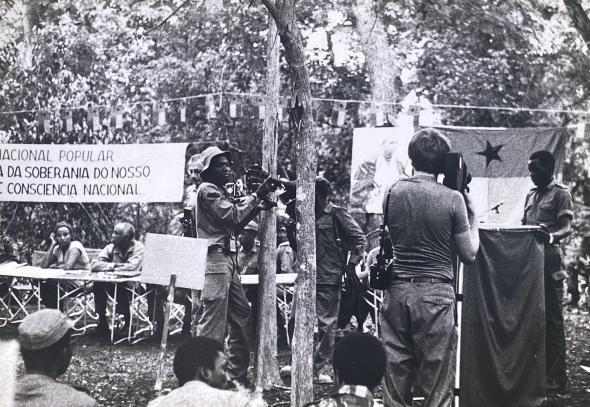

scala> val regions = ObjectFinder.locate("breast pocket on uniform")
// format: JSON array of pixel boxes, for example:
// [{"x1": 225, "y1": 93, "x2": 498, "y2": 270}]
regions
[{"x1": 537, "y1": 202, "x2": 555, "y2": 223}]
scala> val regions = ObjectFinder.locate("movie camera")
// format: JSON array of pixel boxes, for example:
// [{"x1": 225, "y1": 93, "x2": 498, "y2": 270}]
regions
[
  {"x1": 245, "y1": 165, "x2": 296, "y2": 205},
  {"x1": 442, "y1": 153, "x2": 472, "y2": 193}
]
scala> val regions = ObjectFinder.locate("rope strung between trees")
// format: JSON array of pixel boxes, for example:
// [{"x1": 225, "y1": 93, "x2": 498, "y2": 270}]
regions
[{"x1": 0, "y1": 91, "x2": 588, "y2": 116}]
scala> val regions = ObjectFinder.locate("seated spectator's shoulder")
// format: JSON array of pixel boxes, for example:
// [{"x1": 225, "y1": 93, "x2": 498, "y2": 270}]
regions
[
  {"x1": 100, "y1": 242, "x2": 115, "y2": 252},
  {"x1": 16, "y1": 376, "x2": 97, "y2": 407},
  {"x1": 70, "y1": 240, "x2": 87, "y2": 251},
  {"x1": 132, "y1": 239, "x2": 145, "y2": 250}
]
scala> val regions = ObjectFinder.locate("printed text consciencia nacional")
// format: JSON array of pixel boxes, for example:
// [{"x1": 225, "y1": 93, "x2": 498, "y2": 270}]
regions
[{"x1": 3, "y1": 183, "x2": 139, "y2": 196}]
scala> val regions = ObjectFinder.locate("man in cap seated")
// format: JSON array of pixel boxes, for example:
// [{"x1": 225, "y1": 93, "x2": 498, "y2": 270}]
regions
[
  {"x1": 148, "y1": 336, "x2": 253, "y2": 407},
  {"x1": 14, "y1": 309, "x2": 97, "y2": 407}
]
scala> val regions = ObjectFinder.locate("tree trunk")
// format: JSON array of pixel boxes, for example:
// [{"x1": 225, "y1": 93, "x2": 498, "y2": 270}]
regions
[
  {"x1": 563, "y1": 0, "x2": 590, "y2": 48},
  {"x1": 254, "y1": 9, "x2": 282, "y2": 391},
  {"x1": 260, "y1": 1, "x2": 318, "y2": 405},
  {"x1": 354, "y1": 0, "x2": 400, "y2": 123},
  {"x1": 21, "y1": 0, "x2": 35, "y2": 70}
]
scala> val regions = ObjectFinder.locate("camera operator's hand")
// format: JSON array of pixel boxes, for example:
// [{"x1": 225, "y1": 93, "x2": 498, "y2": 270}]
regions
[
  {"x1": 345, "y1": 263, "x2": 363, "y2": 291},
  {"x1": 257, "y1": 198, "x2": 276, "y2": 211},
  {"x1": 462, "y1": 191, "x2": 477, "y2": 222},
  {"x1": 255, "y1": 177, "x2": 278, "y2": 199},
  {"x1": 533, "y1": 224, "x2": 553, "y2": 245}
]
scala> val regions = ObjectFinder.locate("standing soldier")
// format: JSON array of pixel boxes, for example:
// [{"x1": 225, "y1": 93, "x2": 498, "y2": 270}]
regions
[
  {"x1": 194, "y1": 146, "x2": 275, "y2": 386},
  {"x1": 282, "y1": 177, "x2": 366, "y2": 384},
  {"x1": 522, "y1": 150, "x2": 574, "y2": 395}
]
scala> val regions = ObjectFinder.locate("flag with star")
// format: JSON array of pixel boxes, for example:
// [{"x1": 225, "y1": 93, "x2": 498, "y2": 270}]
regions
[{"x1": 432, "y1": 126, "x2": 571, "y2": 224}]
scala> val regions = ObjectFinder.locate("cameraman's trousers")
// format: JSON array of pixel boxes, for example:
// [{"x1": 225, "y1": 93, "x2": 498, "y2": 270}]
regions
[
  {"x1": 196, "y1": 250, "x2": 252, "y2": 384},
  {"x1": 381, "y1": 281, "x2": 456, "y2": 407}
]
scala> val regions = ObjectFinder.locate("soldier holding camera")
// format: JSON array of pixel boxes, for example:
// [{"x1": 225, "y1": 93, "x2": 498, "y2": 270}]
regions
[
  {"x1": 193, "y1": 146, "x2": 276, "y2": 387},
  {"x1": 522, "y1": 150, "x2": 574, "y2": 395},
  {"x1": 380, "y1": 128, "x2": 479, "y2": 407}
]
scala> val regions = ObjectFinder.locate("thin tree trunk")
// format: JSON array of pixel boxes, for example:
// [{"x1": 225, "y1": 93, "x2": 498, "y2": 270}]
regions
[
  {"x1": 254, "y1": 9, "x2": 282, "y2": 391},
  {"x1": 21, "y1": 0, "x2": 34, "y2": 70},
  {"x1": 260, "y1": 1, "x2": 317, "y2": 405},
  {"x1": 354, "y1": 0, "x2": 400, "y2": 122}
]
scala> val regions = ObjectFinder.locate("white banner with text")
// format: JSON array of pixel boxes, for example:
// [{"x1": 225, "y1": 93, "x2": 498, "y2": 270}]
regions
[{"x1": 0, "y1": 143, "x2": 188, "y2": 202}]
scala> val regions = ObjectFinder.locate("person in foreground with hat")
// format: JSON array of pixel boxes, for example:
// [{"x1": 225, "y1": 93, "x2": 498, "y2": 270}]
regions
[
  {"x1": 194, "y1": 146, "x2": 277, "y2": 386},
  {"x1": 14, "y1": 309, "x2": 98, "y2": 407},
  {"x1": 40, "y1": 221, "x2": 90, "y2": 309}
]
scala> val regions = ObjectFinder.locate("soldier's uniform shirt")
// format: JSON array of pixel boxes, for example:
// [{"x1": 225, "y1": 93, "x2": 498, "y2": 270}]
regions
[
  {"x1": 184, "y1": 184, "x2": 199, "y2": 208},
  {"x1": 195, "y1": 182, "x2": 258, "y2": 249},
  {"x1": 316, "y1": 202, "x2": 366, "y2": 285},
  {"x1": 522, "y1": 180, "x2": 574, "y2": 232},
  {"x1": 277, "y1": 241, "x2": 295, "y2": 274},
  {"x1": 237, "y1": 242, "x2": 259, "y2": 275}
]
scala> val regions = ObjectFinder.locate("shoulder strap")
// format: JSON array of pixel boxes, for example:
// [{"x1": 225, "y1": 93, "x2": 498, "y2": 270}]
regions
[
  {"x1": 331, "y1": 206, "x2": 344, "y2": 249},
  {"x1": 378, "y1": 186, "x2": 394, "y2": 258}
]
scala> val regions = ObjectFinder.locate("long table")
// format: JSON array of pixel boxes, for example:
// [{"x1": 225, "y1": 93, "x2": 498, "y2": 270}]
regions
[{"x1": 0, "y1": 262, "x2": 298, "y2": 344}]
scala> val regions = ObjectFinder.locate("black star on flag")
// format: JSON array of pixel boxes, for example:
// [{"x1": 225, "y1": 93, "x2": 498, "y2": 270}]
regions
[{"x1": 477, "y1": 141, "x2": 504, "y2": 167}]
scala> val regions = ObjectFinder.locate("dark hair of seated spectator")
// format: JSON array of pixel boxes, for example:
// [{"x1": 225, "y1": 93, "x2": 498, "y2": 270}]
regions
[
  {"x1": 173, "y1": 336, "x2": 226, "y2": 387},
  {"x1": 21, "y1": 330, "x2": 73, "y2": 378},
  {"x1": 333, "y1": 332, "x2": 386, "y2": 391}
]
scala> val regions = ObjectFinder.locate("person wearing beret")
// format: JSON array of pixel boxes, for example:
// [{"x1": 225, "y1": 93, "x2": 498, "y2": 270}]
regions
[{"x1": 14, "y1": 309, "x2": 97, "y2": 407}]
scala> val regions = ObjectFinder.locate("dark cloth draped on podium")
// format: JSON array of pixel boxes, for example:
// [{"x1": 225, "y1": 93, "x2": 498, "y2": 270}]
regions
[{"x1": 461, "y1": 227, "x2": 545, "y2": 407}]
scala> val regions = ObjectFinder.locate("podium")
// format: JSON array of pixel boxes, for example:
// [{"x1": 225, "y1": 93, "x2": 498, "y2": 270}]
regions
[{"x1": 460, "y1": 225, "x2": 545, "y2": 407}]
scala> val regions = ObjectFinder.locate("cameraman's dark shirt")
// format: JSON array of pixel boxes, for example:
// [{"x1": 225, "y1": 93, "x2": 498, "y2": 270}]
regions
[{"x1": 384, "y1": 175, "x2": 469, "y2": 281}]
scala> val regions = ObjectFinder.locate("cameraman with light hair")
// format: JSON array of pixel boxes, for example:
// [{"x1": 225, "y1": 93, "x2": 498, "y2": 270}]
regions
[{"x1": 380, "y1": 128, "x2": 479, "y2": 407}]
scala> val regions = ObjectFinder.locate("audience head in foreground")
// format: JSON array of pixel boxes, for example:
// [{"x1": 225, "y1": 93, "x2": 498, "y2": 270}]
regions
[
  {"x1": 15, "y1": 309, "x2": 97, "y2": 407},
  {"x1": 148, "y1": 336, "x2": 256, "y2": 407},
  {"x1": 305, "y1": 332, "x2": 386, "y2": 407}
]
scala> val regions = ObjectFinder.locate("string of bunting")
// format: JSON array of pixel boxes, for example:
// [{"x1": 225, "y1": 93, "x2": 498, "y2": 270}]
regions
[{"x1": 0, "y1": 92, "x2": 589, "y2": 134}]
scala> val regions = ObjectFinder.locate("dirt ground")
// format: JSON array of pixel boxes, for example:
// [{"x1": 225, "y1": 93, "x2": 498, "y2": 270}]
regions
[{"x1": 1, "y1": 307, "x2": 589, "y2": 406}]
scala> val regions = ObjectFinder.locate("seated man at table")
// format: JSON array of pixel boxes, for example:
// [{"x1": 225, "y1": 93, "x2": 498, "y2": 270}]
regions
[
  {"x1": 91, "y1": 222, "x2": 144, "y2": 336},
  {"x1": 15, "y1": 309, "x2": 98, "y2": 407},
  {"x1": 40, "y1": 222, "x2": 90, "y2": 309},
  {"x1": 1, "y1": 234, "x2": 21, "y2": 300},
  {"x1": 304, "y1": 332, "x2": 386, "y2": 407},
  {"x1": 148, "y1": 336, "x2": 253, "y2": 407}
]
